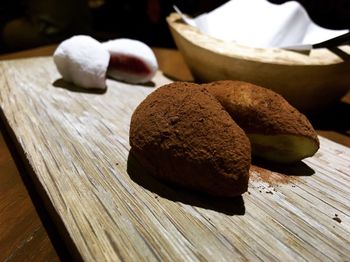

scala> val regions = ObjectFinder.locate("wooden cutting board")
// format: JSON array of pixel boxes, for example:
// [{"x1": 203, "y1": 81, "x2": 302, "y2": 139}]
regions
[{"x1": 0, "y1": 57, "x2": 349, "y2": 261}]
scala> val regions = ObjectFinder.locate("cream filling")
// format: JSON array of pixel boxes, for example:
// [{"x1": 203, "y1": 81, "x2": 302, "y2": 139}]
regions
[{"x1": 248, "y1": 134, "x2": 318, "y2": 163}]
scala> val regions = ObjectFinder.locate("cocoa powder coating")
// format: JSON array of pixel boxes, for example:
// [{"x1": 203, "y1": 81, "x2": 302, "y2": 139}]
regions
[
  {"x1": 204, "y1": 80, "x2": 319, "y2": 144},
  {"x1": 130, "y1": 82, "x2": 251, "y2": 197}
]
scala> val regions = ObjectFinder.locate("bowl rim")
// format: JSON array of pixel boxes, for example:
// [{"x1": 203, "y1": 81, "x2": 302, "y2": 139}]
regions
[{"x1": 167, "y1": 13, "x2": 350, "y2": 66}]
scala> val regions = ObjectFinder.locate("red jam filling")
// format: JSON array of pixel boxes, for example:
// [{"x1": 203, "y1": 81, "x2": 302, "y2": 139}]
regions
[{"x1": 109, "y1": 54, "x2": 151, "y2": 75}]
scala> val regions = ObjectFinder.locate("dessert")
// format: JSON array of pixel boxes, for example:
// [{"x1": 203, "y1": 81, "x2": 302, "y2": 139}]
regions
[
  {"x1": 130, "y1": 82, "x2": 251, "y2": 197},
  {"x1": 53, "y1": 35, "x2": 109, "y2": 89},
  {"x1": 204, "y1": 80, "x2": 319, "y2": 163},
  {"x1": 103, "y1": 39, "x2": 158, "y2": 84}
]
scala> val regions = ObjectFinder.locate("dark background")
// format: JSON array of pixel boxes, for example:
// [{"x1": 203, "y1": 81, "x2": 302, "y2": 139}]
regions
[{"x1": 0, "y1": 0, "x2": 349, "y2": 54}]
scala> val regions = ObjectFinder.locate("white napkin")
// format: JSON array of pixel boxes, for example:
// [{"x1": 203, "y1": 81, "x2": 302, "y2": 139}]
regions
[{"x1": 176, "y1": 0, "x2": 348, "y2": 49}]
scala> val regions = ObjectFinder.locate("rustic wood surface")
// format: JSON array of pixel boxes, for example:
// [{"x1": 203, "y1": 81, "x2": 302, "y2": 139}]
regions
[
  {"x1": 0, "y1": 46, "x2": 192, "y2": 261},
  {"x1": 0, "y1": 128, "x2": 60, "y2": 262},
  {"x1": 0, "y1": 56, "x2": 349, "y2": 261},
  {"x1": 0, "y1": 46, "x2": 61, "y2": 262}
]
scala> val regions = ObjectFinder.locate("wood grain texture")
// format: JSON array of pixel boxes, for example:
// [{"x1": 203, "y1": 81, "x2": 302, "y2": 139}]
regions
[
  {"x1": 0, "y1": 57, "x2": 349, "y2": 261},
  {"x1": 0, "y1": 124, "x2": 60, "y2": 261}
]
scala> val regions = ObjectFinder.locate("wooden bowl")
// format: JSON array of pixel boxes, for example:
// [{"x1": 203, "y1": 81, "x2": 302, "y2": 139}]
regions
[{"x1": 167, "y1": 13, "x2": 350, "y2": 113}]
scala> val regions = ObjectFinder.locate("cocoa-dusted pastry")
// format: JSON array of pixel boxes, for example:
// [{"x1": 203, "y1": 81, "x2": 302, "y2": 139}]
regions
[
  {"x1": 204, "y1": 80, "x2": 319, "y2": 163},
  {"x1": 130, "y1": 82, "x2": 251, "y2": 197}
]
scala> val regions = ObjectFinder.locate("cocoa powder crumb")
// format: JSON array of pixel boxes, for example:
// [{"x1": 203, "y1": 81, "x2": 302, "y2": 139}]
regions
[
  {"x1": 333, "y1": 217, "x2": 342, "y2": 223},
  {"x1": 332, "y1": 214, "x2": 341, "y2": 223},
  {"x1": 250, "y1": 165, "x2": 295, "y2": 186}
]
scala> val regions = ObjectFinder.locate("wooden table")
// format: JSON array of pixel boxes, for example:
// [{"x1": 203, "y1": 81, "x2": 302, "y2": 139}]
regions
[{"x1": 0, "y1": 45, "x2": 349, "y2": 261}]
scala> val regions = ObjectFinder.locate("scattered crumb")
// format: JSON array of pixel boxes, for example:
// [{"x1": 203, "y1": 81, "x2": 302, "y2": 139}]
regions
[
  {"x1": 116, "y1": 163, "x2": 119, "y2": 165},
  {"x1": 155, "y1": 195, "x2": 158, "y2": 199},
  {"x1": 333, "y1": 217, "x2": 342, "y2": 223},
  {"x1": 251, "y1": 183, "x2": 276, "y2": 194},
  {"x1": 292, "y1": 185, "x2": 295, "y2": 188},
  {"x1": 332, "y1": 214, "x2": 342, "y2": 223}
]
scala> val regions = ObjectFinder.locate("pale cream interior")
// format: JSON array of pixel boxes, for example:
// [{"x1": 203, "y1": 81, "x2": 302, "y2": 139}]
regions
[{"x1": 248, "y1": 134, "x2": 318, "y2": 163}]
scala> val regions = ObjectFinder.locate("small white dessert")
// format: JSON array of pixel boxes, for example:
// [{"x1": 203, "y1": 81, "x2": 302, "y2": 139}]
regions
[
  {"x1": 54, "y1": 35, "x2": 110, "y2": 89},
  {"x1": 103, "y1": 39, "x2": 158, "y2": 84}
]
